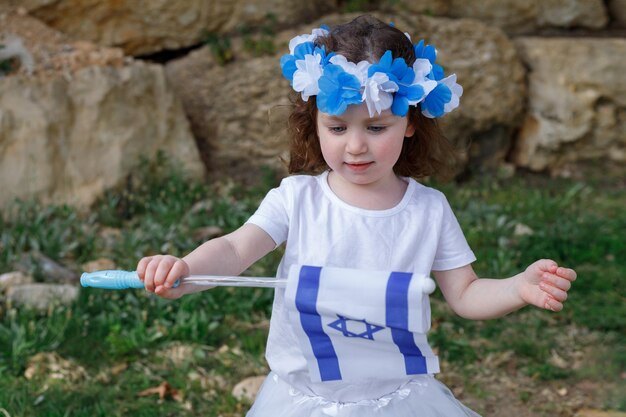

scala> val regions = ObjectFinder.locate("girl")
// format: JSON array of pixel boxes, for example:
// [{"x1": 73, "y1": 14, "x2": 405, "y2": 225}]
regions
[{"x1": 137, "y1": 15, "x2": 577, "y2": 417}]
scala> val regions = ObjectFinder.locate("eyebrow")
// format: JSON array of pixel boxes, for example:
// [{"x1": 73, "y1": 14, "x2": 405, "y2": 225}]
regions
[{"x1": 321, "y1": 115, "x2": 395, "y2": 122}]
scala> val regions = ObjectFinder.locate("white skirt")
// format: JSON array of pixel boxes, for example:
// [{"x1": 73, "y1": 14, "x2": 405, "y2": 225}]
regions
[{"x1": 246, "y1": 372, "x2": 482, "y2": 417}]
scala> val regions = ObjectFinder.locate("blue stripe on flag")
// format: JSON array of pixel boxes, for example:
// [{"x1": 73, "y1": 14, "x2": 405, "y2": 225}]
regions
[
  {"x1": 295, "y1": 265, "x2": 342, "y2": 381},
  {"x1": 386, "y1": 272, "x2": 427, "y2": 375}
]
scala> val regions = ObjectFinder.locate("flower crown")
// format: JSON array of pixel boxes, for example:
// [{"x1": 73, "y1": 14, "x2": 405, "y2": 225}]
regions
[{"x1": 280, "y1": 26, "x2": 462, "y2": 118}]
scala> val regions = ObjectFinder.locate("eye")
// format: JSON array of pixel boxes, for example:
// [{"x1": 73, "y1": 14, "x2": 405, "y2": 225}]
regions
[
  {"x1": 328, "y1": 126, "x2": 346, "y2": 134},
  {"x1": 368, "y1": 125, "x2": 387, "y2": 133}
]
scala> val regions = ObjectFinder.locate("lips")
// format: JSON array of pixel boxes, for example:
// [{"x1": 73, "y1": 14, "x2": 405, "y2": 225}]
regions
[{"x1": 345, "y1": 161, "x2": 374, "y2": 172}]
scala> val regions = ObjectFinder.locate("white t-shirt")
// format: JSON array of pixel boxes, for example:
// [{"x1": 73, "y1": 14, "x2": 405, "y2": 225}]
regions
[{"x1": 246, "y1": 171, "x2": 476, "y2": 401}]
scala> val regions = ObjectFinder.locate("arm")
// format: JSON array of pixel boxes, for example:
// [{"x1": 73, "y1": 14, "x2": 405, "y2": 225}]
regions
[
  {"x1": 432, "y1": 259, "x2": 577, "y2": 320},
  {"x1": 137, "y1": 223, "x2": 276, "y2": 299}
]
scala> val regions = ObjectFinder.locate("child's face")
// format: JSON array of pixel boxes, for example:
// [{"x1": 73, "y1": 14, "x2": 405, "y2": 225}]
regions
[{"x1": 316, "y1": 103, "x2": 415, "y2": 188}]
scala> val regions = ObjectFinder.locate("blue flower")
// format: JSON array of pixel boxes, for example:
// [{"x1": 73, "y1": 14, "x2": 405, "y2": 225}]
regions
[
  {"x1": 421, "y1": 82, "x2": 452, "y2": 118},
  {"x1": 368, "y1": 50, "x2": 427, "y2": 116},
  {"x1": 317, "y1": 64, "x2": 363, "y2": 115},
  {"x1": 414, "y1": 40, "x2": 444, "y2": 81}
]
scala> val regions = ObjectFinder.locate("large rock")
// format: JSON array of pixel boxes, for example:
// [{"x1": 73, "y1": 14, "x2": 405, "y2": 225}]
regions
[
  {"x1": 607, "y1": 0, "x2": 626, "y2": 28},
  {"x1": 166, "y1": 12, "x2": 526, "y2": 179},
  {"x1": 511, "y1": 37, "x2": 626, "y2": 174},
  {"x1": 166, "y1": 49, "x2": 290, "y2": 179},
  {"x1": 0, "y1": 12, "x2": 204, "y2": 208},
  {"x1": 417, "y1": 0, "x2": 609, "y2": 34},
  {"x1": 14, "y1": 0, "x2": 337, "y2": 56},
  {"x1": 393, "y1": 14, "x2": 526, "y2": 171},
  {"x1": 6, "y1": 283, "x2": 79, "y2": 310}
]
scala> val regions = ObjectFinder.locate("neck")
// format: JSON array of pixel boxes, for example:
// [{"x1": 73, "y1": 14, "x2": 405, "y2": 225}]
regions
[{"x1": 326, "y1": 171, "x2": 408, "y2": 210}]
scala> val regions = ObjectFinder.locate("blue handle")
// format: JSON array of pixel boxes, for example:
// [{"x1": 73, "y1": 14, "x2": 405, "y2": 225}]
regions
[{"x1": 80, "y1": 270, "x2": 179, "y2": 290}]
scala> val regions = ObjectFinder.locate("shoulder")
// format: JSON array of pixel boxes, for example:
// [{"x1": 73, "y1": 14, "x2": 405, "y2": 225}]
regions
[
  {"x1": 407, "y1": 179, "x2": 450, "y2": 207},
  {"x1": 276, "y1": 173, "x2": 324, "y2": 195}
]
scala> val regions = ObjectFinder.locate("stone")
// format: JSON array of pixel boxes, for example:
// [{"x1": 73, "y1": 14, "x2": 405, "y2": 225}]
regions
[
  {"x1": 81, "y1": 258, "x2": 116, "y2": 272},
  {"x1": 6, "y1": 283, "x2": 79, "y2": 310},
  {"x1": 512, "y1": 37, "x2": 626, "y2": 174},
  {"x1": 16, "y1": 252, "x2": 79, "y2": 284},
  {"x1": 382, "y1": 0, "x2": 450, "y2": 16},
  {"x1": 231, "y1": 375, "x2": 267, "y2": 402},
  {"x1": 0, "y1": 271, "x2": 34, "y2": 292},
  {"x1": 0, "y1": 12, "x2": 204, "y2": 208},
  {"x1": 15, "y1": 0, "x2": 338, "y2": 56},
  {"x1": 447, "y1": 0, "x2": 608, "y2": 34},
  {"x1": 607, "y1": 0, "x2": 626, "y2": 28},
  {"x1": 24, "y1": 352, "x2": 88, "y2": 382}
]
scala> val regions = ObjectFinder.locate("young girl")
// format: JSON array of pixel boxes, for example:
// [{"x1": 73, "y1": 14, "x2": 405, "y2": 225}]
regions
[{"x1": 137, "y1": 15, "x2": 577, "y2": 417}]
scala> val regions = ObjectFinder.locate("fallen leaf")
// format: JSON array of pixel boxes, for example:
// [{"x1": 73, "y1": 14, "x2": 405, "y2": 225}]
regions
[{"x1": 137, "y1": 382, "x2": 182, "y2": 402}]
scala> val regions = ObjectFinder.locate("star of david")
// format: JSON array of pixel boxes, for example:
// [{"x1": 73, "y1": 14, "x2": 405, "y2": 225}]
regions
[{"x1": 327, "y1": 315, "x2": 384, "y2": 340}]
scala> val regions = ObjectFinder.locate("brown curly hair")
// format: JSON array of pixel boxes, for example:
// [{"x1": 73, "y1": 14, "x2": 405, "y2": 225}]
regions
[{"x1": 286, "y1": 15, "x2": 460, "y2": 180}]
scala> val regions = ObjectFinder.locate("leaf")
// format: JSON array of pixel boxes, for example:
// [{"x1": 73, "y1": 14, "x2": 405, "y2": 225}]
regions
[{"x1": 137, "y1": 382, "x2": 182, "y2": 402}]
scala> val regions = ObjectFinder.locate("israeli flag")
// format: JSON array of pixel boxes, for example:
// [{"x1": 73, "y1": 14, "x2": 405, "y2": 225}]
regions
[{"x1": 284, "y1": 265, "x2": 440, "y2": 383}]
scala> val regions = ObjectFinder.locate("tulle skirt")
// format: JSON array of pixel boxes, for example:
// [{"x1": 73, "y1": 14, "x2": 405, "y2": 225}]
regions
[{"x1": 246, "y1": 372, "x2": 481, "y2": 417}]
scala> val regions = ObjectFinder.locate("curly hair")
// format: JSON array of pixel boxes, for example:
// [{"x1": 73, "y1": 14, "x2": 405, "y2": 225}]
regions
[{"x1": 286, "y1": 15, "x2": 460, "y2": 180}]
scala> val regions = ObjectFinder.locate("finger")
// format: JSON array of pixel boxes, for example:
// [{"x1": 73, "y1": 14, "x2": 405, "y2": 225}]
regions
[
  {"x1": 545, "y1": 296, "x2": 563, "y2": 312},
  {"x1": 556, "y1": 267, "x2": 577, "y2": 282},
  {"x1": 539, "y1": 281, "x2": 568, "y2": 302},
  {"x1": 136, "y1": 256, "x2": 153, "y2": 280},
  {"x1": 144, "y1": 256, "x2": 162, "y2": 292},
  {"x1": 154, "y1": 257, "x2": 176, "y2": 288},
  {"x1": 164, "y1": 260, "x2": 188, "y2": 288},
  {"x1": 541, "y1": 273, "x2": 571, "y2": 291},
  {"x1": 536, "y1": 259, "x2": 558, "y2": 273},
  {"x1": 155, "y1": 285, "x2": 184, "y2": 300}
]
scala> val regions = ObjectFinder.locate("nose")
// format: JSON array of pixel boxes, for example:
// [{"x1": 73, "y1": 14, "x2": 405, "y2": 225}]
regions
[{"x1": 345, "y1": 130, "x2": 368, "y2": 155}]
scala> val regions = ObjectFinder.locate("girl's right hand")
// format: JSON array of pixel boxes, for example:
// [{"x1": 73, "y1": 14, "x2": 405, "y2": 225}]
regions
[{"x1": 137, "y1": 255, "x2": 190, "y2": 299}]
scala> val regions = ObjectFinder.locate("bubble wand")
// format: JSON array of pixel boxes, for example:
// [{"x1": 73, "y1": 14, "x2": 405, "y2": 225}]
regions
[
  {"x1": 80, "y1": 270, "x2": 285, "y2": 289},
  {"x1": 80, "y1": 267, "x2": 437, "y2": 294}
]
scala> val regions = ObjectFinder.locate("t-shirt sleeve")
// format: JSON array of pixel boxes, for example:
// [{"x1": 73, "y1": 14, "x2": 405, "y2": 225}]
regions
[
  {"x1": 431, "y1": 194, "x2": 476, "y2": 271},
  {"x1": 245, "y1": 179, "x2": 291, "y2": 247}
]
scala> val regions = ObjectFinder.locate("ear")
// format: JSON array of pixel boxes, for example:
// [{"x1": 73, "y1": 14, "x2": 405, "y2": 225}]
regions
[{"x1": 404, "y1": 120, "x2": 416, "y2": 138}]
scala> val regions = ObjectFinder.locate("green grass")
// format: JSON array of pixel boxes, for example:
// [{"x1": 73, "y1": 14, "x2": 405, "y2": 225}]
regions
[{"x1": 0, "y1": 157, "x2": 624, "y2": 416}]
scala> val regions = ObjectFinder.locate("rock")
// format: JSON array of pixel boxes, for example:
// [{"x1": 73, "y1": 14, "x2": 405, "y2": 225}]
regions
[
  {"x1": 0, "y1": 35, "x2": 34, "y2": 76},
  {"x1": 166, "y1": 50, "x2": 291, "y2": 180},
  {"x1": 608, "y1": 0, "x2": 626, "y2": 28},
  {"x1": 0, "y1": 12, "x2": 204, "y2": 209},
  {"x1": 16, "y1": 252, "x2": 79, "y2": 284},
  {"x1": 6, "y1": 283, "x2": 79, "y2": 310},
  {"x1": 231, "y1": 375, "x2": 266, "y2": 402},
  {"x1": 513, "y1": 223, "x2": 534, "y2": 237},
  {"x1": 17, "y1": 0, "x2": 338, "y2": 56},
  {"x1": 166, "y1": 12, "x2": 526, "y2": 179},
  {"x1": 447, "y1": 0, "x2": 607, "y2": 34},
  {"x1": 81, "y1": 258, "x2": 117, "y2": 272},
  {"x1": 382, "y1": 0, "x2": 450, "y2": 16},
  {"x1": 0, "y1": 271, "x2": 34, "y2": 292},
  {"x1": 24, "y1": 352, "x2": 87, "y2": 382},
  {"x1": 511, "y1": 37, "x2": 626, "y2": 174}
]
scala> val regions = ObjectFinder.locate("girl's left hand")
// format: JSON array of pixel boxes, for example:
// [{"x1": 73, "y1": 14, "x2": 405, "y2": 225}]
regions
[{"x1": 517, "y1": 259, "x2": 577, "y2": 312}]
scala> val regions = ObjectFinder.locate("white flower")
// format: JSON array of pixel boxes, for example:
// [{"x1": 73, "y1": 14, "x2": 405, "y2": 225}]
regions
[
  {"x1": 441, "y1": 74, "x2": 463, "y2": 114},
  {"x1": 406, "y1": 59, "x2": 438, "y2": 106},
  {"x1": 362, "y1": 72, "x2": 399, "y2": 117},
  {"x1": 412, "y1": 59, "x2": 433, "y2": 79},
  {"x1": 288, "y1": 28, "x2": 329, "y2": 54},
  {"x1": 292, "y1": 53, "x2": 323, "y2": 101},
  {"x1": 329, "y1": 54, "x2": 370, "y2": 86}
]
